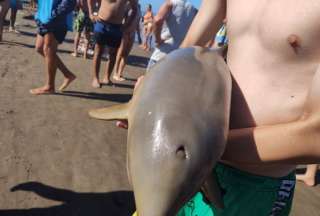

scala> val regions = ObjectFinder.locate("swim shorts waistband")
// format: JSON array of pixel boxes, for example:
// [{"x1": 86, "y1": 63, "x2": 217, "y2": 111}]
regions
[
  {"x1": 96, "y1": 18, "x2": 122, "y2": 28},
  {"x1": 215, "y1": 163, "x2": 295, "y2": 190}
]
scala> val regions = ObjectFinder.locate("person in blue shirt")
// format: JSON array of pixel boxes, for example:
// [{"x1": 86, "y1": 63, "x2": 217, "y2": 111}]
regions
[{"x1": 30, "y1": 0, "x2": 77, "y2": 95}]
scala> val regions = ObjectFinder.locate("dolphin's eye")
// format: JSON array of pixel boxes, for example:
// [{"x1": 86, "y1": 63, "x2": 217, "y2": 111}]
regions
[{"x1": 176, "y1": 145, "x2": 187, "y2": 159}]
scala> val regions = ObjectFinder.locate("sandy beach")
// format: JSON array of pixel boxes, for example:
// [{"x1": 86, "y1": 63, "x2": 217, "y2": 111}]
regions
[{"x1": 0, "y1": 10, "x2": 319, "y2": 216}]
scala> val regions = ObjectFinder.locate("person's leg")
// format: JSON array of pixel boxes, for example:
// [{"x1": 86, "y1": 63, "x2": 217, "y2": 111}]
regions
[
  {"x1": 35, "y1": 33, "x2": 44, "y2": 54},
  {"x1": 113, "y1": 36, "x2": 126, "y2": 81},
  {"x1": 141, "y1": 25, "x2": 148, "y2": 50},
  {"x1": 9, "y1": 8, "x2": 18, "y2": 32},
  {"x1": 145, "y1": 24, "x2": 153, "y2": 51},
  {"x1": 102, "y1": 47, "x2": 118, "y2": 84},
  {"x1": 0, "y1": 0, "x2": 10, "y2": 42},
  {"x1": 92, "y1": 43, "x2": 104, "y2": 88},
  {"x1": 296, "y1": 164, "x2": 318, "y2": 186},
  {"x1": 32, "y1": 33, "x2": 76, "y2": 94},
  {"x1": 36, "y1": 34, "x2": 76, "y2": 91},
  {"x1": 83, "y1": 31, "x2": 90, "y2": 59},
  {"x1": 72, "y1": 31, "x2": 81, "y2": 57},
  {"x1": 56, "y1": 52, "x2": 76, "y2": 91},
  {"x1": 117, "y1": 34, "x2": 134, "y2": 80},
  {"x1": 30, "y1": 33, "x2": 58, "y2": 94},
  {"x1": 136, "y1": 22, "x2": 142, "y2": 44}
]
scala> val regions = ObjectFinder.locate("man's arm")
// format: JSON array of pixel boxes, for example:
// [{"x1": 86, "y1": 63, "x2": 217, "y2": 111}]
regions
[
  {"x1": 123, "y1": 0, "x2": 138, "y2": 32},
  {"x1": 153, "y1": 0, "x2": 172, "y2": 46},
  {"x1": 180, "y1": 0, "x2": 226, "y2": 47},
  {"x1": 222, "y1": 67, "x2": 320, "y2": 164},
  {"x1": 87, "y1": 0, "x2": 98, "y2": 21}
]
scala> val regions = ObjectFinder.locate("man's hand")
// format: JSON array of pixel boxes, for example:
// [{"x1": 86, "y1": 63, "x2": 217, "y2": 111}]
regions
[
  {"x1": 89, "y1": 14, "x2": 99, "y2": 23},
  {"x1": 155, "y1": 38, "x2": 165, "y2": 47},
  {"x1": 116, "y1": 120, "x2": 128, "y2": 129},
  {"x1": 116, "y1": 76, "x2": 145, "y2": 130}
]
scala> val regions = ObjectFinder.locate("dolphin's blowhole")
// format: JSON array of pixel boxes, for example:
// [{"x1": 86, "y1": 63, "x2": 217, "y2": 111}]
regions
[{"x1": 176, "y1": 145, "x2": 187, "y2": 159}]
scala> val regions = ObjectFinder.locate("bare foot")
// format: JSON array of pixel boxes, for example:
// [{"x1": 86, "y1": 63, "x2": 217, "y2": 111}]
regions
[
  {"x1": 9, "y1": 27, "x2": 20, "y2": 34},
  {"x1": 92, "y1": 79, "x2": 101, "y2": 88},
  {"x1": 101, "y1": 78, "x2": 113, "y2": 85},
  {"x1": 296, "y1": 174, "x2": 316, "y2": 186},
  {"x1": 30, "y1": 86, "x2": 55, "y2": 95},
  {"x1": 139, "y1": 44, "x2": 146, "y2": 50},
  {"x1": 58, "y1": 74, "x2": 76, "y2": 91},
  {"x1": 71, "y1": 52, "x2": 78, "y2": 57},
  {"x1": 113, "y1": 75, "x2": 125, "y2": 82}
]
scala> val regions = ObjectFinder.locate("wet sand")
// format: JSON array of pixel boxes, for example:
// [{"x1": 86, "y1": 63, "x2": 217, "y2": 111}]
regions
[{"x1": 0, "y1": 10, "x2": 319, "y2": 216}]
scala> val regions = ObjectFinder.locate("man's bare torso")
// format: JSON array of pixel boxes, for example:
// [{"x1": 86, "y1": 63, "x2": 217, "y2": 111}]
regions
[
  {"x1": 224, "y1": 0, "x2": 320, "y2": 177},
  {"x1": 98, "y1": 0, "x2": 129, "y2": 24}
]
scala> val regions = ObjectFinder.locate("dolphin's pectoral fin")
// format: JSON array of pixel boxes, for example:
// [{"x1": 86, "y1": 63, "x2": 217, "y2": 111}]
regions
[
  {"x1": 89, "y1": 102, "x2": 130, "y2": 120},
  {"x1": 201, "y1": 173, "x2": 224, "y2": 209}
]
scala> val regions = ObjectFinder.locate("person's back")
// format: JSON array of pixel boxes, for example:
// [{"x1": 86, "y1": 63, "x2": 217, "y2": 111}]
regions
[
  {"x1": 166, "y1": 0, "x2": 197, "y2": 48},
  {"x1": 148, "y1": 0, "x2": 197, "y2": 68}
]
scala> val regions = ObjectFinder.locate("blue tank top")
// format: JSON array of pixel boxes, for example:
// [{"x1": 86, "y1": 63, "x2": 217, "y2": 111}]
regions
[{"x1": 35, "y1": 0, "x2": 73, "y2": 31}]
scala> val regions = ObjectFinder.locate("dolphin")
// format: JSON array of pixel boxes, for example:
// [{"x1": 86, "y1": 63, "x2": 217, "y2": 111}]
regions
[{"x1": 89, "y1": 47, "x2": 232, "y2": 216}]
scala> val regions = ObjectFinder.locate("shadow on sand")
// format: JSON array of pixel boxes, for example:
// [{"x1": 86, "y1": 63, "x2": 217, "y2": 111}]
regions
[
  {"x1": 127, "y1": 55, "x2": 149, "y2": 69},
  {"x1": 296, "y1": 168, "x2": 320, "y2": 186},
  {"x1": 0, "y1": 40, "x2": 72, "y2": 54},
  {"x1": 0, "y1": 40, "x2": 35, "y2": 49},
  {"x1": 55, "y1": 91, "x2": 132, "y2": 102},
  {"x1": 0, "y1": 182, "x2": 135, "y2": 216}
]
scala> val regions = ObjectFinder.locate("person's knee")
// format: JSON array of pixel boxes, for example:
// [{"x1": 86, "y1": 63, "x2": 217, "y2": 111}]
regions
[
  {"x1": 94, "y1": 45, "x2": 103, "y2": 57},
  {"x1": 43, "y1": 43, "x2": 56, "y2": 57},
  {"x1": 109, "y1": 49, "x2": 118, "y2": 60},
  {"x1": 43, "y1": 45, "x2": 50, "y2": 57},
  {"x1": 35, "y1": 45, "x2": 43, "y2": 54}
]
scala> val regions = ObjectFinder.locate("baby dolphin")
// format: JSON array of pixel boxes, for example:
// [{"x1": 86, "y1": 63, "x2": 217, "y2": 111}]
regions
[{"x1": 89, "y1": 47, "x2": 232, "y2": 216}]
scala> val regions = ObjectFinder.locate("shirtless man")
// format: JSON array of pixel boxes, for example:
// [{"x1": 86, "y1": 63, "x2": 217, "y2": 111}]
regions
[
  {"x1": 175, "y1": 0, "x2": 320, "y2": 215},
  {"x1": 119, "y1": 0, "x2": 320, "y2": 215},
  {"x1": 88, "y1": 0, "x2": 138, "y2": 88}
]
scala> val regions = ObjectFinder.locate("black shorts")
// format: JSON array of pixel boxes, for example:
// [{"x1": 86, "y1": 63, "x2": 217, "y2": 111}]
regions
[
  {"x1": 37, "y1": 22, "x2": 67, "y2": 44},
  {"x1": 93, "y1": 20, "x2": 123, "y2": 48}
]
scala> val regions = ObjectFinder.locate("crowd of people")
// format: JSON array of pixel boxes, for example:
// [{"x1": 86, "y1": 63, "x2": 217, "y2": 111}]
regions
[{"x1": 0, "y1": 0, "x2": 320, "y2": 215}]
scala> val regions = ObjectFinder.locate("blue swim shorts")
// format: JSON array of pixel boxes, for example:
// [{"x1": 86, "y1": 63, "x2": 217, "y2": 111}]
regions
[{"x1": 94, "y1": 20, "x2": 123, "y2": 48}]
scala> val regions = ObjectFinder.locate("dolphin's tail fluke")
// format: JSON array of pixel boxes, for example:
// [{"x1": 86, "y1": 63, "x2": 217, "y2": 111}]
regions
[{"x1": 89, "y1": 102, "x2": 130, "y2": 120}]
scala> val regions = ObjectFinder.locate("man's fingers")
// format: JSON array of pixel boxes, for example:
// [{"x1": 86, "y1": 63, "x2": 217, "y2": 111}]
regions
[
  {"x1": 116, "y1": 120, "x2": 128, "y2": 129},
  {"x1": 134, "y1": 76, "x2": 145, "y2": 91},
  {"x1": 116, "y1": 77, "x2": 145, "y2": 130}
]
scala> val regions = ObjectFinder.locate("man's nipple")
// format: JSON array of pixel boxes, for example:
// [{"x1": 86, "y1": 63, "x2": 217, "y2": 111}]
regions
[{"x1": 287, "y1": 34, "x2": 301, "y2": 53}]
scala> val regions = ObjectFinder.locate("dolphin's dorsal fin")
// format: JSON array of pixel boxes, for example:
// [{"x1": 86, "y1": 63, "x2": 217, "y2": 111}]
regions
[
  {"x1": 201, "y1": 173, "x2": 224, "y2": 209},
  {"x1": 88, "y1": 102, "x2": 130, "y2": 120}
]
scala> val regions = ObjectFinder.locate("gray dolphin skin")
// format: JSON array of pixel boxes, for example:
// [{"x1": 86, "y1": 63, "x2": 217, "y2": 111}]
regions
[{"x1": 89, "y1": 47, "x2": 232, "y2": 216}]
